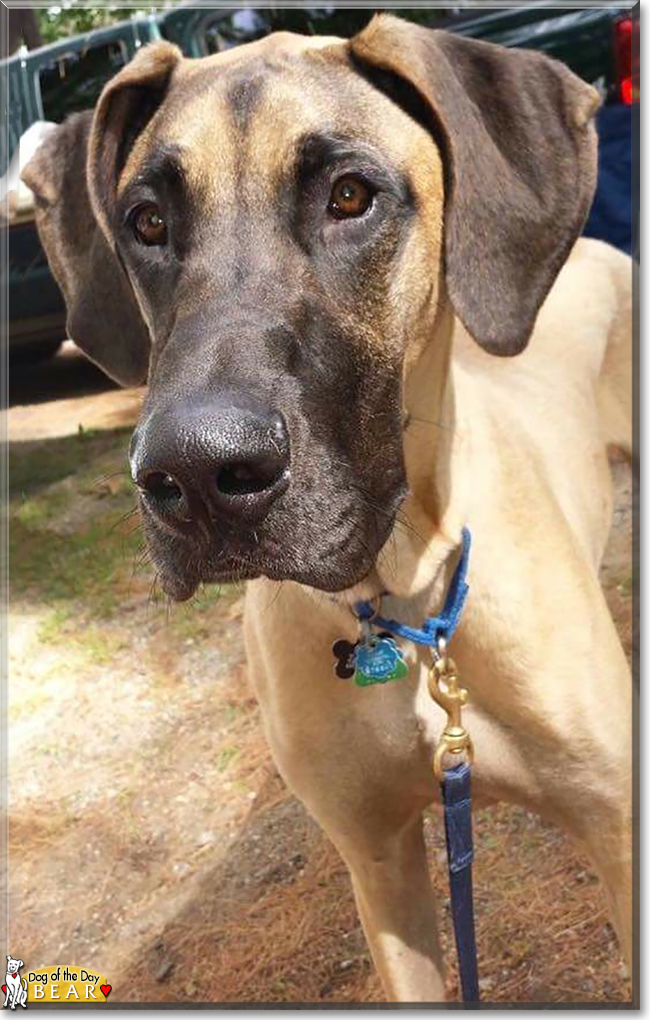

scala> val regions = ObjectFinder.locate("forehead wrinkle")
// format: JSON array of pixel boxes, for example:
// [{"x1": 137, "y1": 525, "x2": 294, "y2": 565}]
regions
[
  {"x1": 156, "y1": 90, "x2": 240, "y2": 206},
  {"x1": 119, "y1": 87, "x2": 236, "y2": 204},
  {"x1": 241, "y1": 58, "x2": 432, "y2": 177},
  {"x1": 243, "y1": 74, "x2": 333, "y2": 178},
  {"x1": 130, "y1": 143, "x2": 185, "y2": 188},
  {"x1": 227, "y1": 67, "x2": 267, "y2": 132}
]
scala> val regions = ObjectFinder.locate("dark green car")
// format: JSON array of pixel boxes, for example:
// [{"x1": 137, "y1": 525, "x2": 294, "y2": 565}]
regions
[{"x1": 3, "y1": 3, "x2": 636, "y2": 363}]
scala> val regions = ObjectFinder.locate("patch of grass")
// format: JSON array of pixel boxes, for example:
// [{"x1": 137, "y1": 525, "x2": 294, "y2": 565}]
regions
[
  {"x1": 222, "y1": 702, "x2": 244, "y2": 726},
  {"x1": 170, "y1": 609, "x2": 212, "y2": 642},
  {"x1": 192, "y1": 585, "x2": 225, "y2": 612},
  {"x1": 9, "y1": 690, "x2": 54, "y2": 723},
  {"x1": 617, "y1": 572, "x2": 633, "y2": 596},
  {"x1": 77, "y1": 468, "x2": 134, "y2": 501},
  {"x1": 214, "y1": 745, "x2": 240, "y2": 773},
  {"x1": 37, "y1": 607, "x2": 127, "y2": 665},
  {"x1": 16, "y1": 486, "x2": 72, "y2": 529},
  {"x1": 76, "y1": 423, "x2": 97, "y2": 442},
  {"x1": 79, "y1": 627, "x2": 127, "y2": 665},
  {"x1": 37, "y1": 606, "x2": 74, "y2": 644},
  {"x1": 9, "y1": 427, "x2": 142, "y2": 619},
  {"x1": 9, "y1": 427, "x2": 132, "y2": 498},
  {"x1": 9, "y1": 423, "x2": 238, "y2": 639},
  {"x1": 167, "y1": 585, "x2": 239, "y2": 641},
  {"x1": 10, "y1": 516, "x2": 142, "y2": 618}
]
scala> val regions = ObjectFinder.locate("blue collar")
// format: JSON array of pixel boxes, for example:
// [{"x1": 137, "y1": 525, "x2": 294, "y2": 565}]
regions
[{"x1": 353, "y1": 526, "x2": 471, "y2": 649}]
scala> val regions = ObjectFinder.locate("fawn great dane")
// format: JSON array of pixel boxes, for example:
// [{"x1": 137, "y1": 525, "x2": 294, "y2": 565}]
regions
[{"x1": 23, "y1": 16, "x2": 633, "y2": 1002}]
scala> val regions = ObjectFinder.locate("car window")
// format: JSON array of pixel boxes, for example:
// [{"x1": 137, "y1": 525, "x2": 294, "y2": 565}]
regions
[{"x1": 39, "y1": 41, "x2": 127, "y2": 122}]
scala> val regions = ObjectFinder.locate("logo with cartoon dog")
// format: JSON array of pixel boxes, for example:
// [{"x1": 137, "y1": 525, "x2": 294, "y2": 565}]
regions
[
  {"x1": 3, "y1": 956, "x2": 27, "y2": 1010},
  {"x1": 2, "y1": 958, "x2": 112, "y2": 1005}
]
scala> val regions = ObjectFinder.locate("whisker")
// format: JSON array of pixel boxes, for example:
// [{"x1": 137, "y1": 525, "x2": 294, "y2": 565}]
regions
[
  {"x1": 265, "y1": 580, "x2": 285, "y2": 613},
  {"x1": 92, "y1": 468, "x2": 131, "y2": 488},
  {"x1": 107, "y1": 506, "x2": 139, "y2": 536},
  {"x1": 350, "y1": 482, "x2": 428, "y2": 549},
  {"x1": 407, "y1": 416, "x2": 454, "y2": 433}
]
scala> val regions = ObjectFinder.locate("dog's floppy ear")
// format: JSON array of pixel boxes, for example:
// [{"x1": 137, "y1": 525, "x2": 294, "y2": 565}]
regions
[
  {"x1": 350, "y1": 16, "x2": 600, "y2": 355},
  {"x1": 20, "y1": 42, "x2": 181, "y2": 386},
  {"x1": 88, "y1": 41, "x2": 181, "y2": 238},
  {"x1": 20, "y1": 111, "x2": 150, "y2": 386}
]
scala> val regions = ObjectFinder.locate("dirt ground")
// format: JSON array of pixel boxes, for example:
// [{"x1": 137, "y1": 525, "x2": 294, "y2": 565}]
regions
[{"x1": 7, "y1": 343, "x2": 633, "y2": 1005}]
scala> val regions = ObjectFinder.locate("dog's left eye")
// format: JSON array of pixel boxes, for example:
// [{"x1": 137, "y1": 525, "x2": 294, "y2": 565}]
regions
[
  {"x1": 328, "y1": 176, "x2": 373, "y2": 220},
  {"x1": 132, "y1": 203, "x2": 168, "y2": 246}
]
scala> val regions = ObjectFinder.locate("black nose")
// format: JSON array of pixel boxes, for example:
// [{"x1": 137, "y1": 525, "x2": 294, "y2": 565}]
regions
[{"x1": 131, "y1": 396, "x2": 290, "y2": 531}]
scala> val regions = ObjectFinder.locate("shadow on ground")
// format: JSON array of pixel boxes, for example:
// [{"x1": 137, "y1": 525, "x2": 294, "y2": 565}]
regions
[
  {"x1": 9, "y1": 343, "x2": 116, "y2": 408},
  {"x1": 115, "y1": 772, "x2": 381, "y2": 1005}
]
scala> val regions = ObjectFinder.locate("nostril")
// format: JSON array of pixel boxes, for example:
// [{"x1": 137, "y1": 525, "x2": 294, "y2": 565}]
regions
[
  {"x1": 140, "y1": 471, "x2": 184, "y2": 507},
  {"x1": 216, "y1": 461, "x2": 285, "y2": 497}
]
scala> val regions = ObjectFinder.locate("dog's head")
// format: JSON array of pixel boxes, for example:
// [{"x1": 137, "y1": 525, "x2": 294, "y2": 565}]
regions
[
  {"x1": 22, "y1": 17, "x2": 599, "y2": 600},
  {"x1": 6, "y1": 957, "x2": 23, "y2": 976}
]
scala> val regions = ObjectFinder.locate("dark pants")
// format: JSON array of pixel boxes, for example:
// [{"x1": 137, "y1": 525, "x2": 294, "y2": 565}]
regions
[{"x1": 583, "y1": 103, "x2": 633, "y2": 256}]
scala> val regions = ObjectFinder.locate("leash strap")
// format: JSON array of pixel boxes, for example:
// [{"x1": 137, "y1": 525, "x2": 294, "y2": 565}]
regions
[
  {"x1": 441, "y1": 762, "x2": 480, "y2": 1004},
  {"x1": 354, "y1": 527, "x2": 471, "y2": 647},
  {"x1": 353, "y1": 527, "x2": 480, "y2": 1003}
]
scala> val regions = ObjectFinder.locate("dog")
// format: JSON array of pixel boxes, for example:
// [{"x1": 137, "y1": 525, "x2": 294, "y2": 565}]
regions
[
  {"x1": 22, "y1": 16, "x2": 633, "y2": 1002},
  {"x1": 3, "y1": 957, "x2": 27, "y2": 1010}
]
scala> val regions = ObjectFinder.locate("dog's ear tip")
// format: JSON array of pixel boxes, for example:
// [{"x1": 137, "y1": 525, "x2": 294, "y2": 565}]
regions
[
  {"x1": 451, "y1": 287, "x2": 536, "y2": 356},
  {"x1": 104, "y1": 38, "x2": 182, "y2": 91},
  {"x1": 462, "y1": 322, "x2": 531, "y2": 358},
  {"x1": 576, "y1": 85, "x2": 602, "y2": 128},
  {"x1": 366, "y1": 11, "x2": 394, "y2": 28},
  {"x1": 122, "y1": 38, "x2": 181, "y2": 69},
  {"x1": 349, "y1": 11, "x2": 395, "y2": 51},
  {"x1": 482, "y1": 338, "x2": 529, "y2": 358},
  {"x1": 19, "y1": 135, "x2": 56, "y2": 205}
]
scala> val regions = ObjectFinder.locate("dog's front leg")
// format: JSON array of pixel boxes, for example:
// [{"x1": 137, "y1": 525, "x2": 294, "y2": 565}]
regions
[
  {"x1": 246, "y1": 586, "x2": 447, "y2": 1003},
  {"x1": 277, "y1": 767, "x2": 446, "y2": 1003},
  {"x1": 558, "y1": 762, "x2": 633, "y2": 972},
  {"x1": 341, "y1": 814, "x2": 446, "y2": 1002}
]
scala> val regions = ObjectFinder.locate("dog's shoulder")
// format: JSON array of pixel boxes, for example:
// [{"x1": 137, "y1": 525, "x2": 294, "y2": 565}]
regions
[
  {"x1": 453, "y1": 238, "x2": 632, "y2": 387},
  {"x1": 533, "y1": 237, "x2": 632, "y2": 381},
  {"x1": 553, "y1": 237, "x2": 632, "y2": 326}
]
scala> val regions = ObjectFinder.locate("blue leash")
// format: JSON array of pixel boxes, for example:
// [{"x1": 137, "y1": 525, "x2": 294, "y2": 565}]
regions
[
  {"x1": 354, "y1": 526, "x2": 479, "y2": 1004},
  {"x1": 442, "y1": 762, "x2": 480, "y2": 1003}
]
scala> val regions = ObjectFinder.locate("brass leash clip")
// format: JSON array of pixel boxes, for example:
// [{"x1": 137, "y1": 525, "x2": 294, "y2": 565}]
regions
[{"x1": 428, "y1": 639, "x2": 473, "y2": 781}]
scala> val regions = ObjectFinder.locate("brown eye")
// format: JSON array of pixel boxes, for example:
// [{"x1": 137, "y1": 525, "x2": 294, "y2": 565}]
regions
[
  {"x1": 328, "y1": 176, "x2": 373, "y2": 219},
  {"x1": 133, "y1": 204, "x2": 167, "y2": 246}
]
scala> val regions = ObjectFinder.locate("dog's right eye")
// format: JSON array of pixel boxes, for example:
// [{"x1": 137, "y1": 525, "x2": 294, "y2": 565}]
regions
[
  {"x1": 132, "y1": 203, "x2": 167, "y2": 246},
  {"x1": 328, "y1": 176, "x2": 373, "y2": 220}
]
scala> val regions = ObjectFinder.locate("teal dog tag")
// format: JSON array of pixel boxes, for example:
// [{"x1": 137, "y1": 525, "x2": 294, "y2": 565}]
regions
[{"x1": 354, "y1": 636, "x2": 408, "y2": 686}]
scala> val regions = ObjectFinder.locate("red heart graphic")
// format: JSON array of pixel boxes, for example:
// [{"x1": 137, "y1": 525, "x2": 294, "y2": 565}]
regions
[
  {"x1": 100, "y1": 985, "x2": 112, "y2": 998},
  {"x1": 1, "y1": 985, "x2": 6, "y2": 995}
]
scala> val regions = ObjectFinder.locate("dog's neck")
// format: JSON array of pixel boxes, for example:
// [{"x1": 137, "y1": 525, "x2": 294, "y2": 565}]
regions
[
  {"x1": 374, "y1": 297, "x2": 468, "y2": 603},
  {"x1": 301, "y1": 297, "x2": 468, "y2": 625}
]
